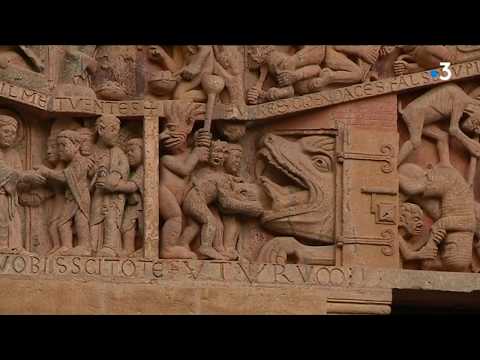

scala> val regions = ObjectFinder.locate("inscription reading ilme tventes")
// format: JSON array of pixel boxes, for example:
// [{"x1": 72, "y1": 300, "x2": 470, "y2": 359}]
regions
[
  {"x1": 2, "y1": 60, "x2": 479, "y2": 120},
  {"x1": 0, "y1": 254, "x2": 366, "y2": 288},
  {"x1": 0, "y1": 80, "x2": 49, "y2": 110}
]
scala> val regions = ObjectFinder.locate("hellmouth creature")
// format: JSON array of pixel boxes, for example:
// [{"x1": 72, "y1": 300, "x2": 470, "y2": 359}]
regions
[{"x1": 257, "y1": 133, "x2": 336, "y2": 244}]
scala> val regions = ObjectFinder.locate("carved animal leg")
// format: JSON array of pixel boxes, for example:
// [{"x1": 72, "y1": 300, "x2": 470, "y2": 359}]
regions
[
  {"x1": 398, "y1": 109, "x2": 425, "y2": 164},
  {"x1": 422, "y1": 125, "x2": 451, "y2": 166}
]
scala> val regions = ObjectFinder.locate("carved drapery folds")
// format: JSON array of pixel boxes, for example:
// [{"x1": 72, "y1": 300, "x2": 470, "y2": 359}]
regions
[{"x1": 1, "y1": 45, "x2": 480, "y2": 274}]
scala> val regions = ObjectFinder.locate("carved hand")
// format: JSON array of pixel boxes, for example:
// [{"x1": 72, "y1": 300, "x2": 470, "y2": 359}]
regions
[
  {"x1": 415, "y1": 242, "x2": 438, "y2": 260},
  {"x1": 95, "y1": 178, "x2": 116, "y2": 192},
  {"x1": 430, "y1": 225, "x2": 447, "y2": 245},
  {"x1": 393, "y1": 60, "x2": 408, "y2": 76},
  {"x1": 277, "y1": 70, "x2": 298, "y2": 87},
  {"x1": 18, "y1": 191, "x2": 43, "y2": 207},
  {"x1": 29, "y1": 167, "x2": 49, "y2": 183},
  {"x1": 181, "y1": 64, "x2": 201, "y2": 81},
  {"x1": 245, "y1": 201, "x2": 264, "y2": 217},
  {"x1": 194, "y1": 129, "x2": 212, "y2": 148},
  {"x1": 247, "y1": 87, "x2": 261, "y2": 105},
  {"x1": 96, "y1": 174, "x2": 119, "y2": 192},
  {"x1": 193, "y1": 145, "x2": 210, "y2": 162},
  {"x1": 360, "y1": 46, "x2": 379, "y2": 65}
]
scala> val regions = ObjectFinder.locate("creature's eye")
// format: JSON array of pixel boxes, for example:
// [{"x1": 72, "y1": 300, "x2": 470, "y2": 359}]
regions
[{"x1": 312, "y1": 155, "x2": 331, "y2": 172}]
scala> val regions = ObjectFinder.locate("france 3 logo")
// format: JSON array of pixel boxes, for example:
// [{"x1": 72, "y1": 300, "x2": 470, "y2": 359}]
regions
[{"x1": 430, "y1": 62, "x2": 452, "y2": 81}]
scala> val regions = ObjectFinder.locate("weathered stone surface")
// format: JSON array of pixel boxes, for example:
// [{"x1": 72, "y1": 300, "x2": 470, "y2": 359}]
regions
[{"x1": 1, "y1": 45, "x2": 480, "y2": 314}]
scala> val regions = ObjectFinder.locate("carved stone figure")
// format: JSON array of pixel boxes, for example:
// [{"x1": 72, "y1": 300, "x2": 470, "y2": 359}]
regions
[
  {"x1": 159, "y1": 101, "x2": 210, "y2": 259},
  {"x1": 35, "y1": 130, "x2": 93, "y2": 256},
  {"x1": 19, "y1": 119, "x2": 82, "y2": 255},
  {"x1": 398, "y1": 202, "x2": 438, "y2": 265},
  {"x1": 93, "y1": 46, "x2": 136, "y2": 100},
  {"x1": 0, "y1": 46, "x2": 45, "y2": 72},
  {"x1": 212, "y1": 46, "x2": 245, "y2": 107},
  {"x1": 391, "y1": 46, "x2": 480, "y2": 76},
  {"x1": 219, "y1": 143, "x2": 246, "y2": 260},
  {"x1": 399, "y1": 126, "x2": 476, "y2": 272},
  {"x1": 173, "y1": 46, "x2": 215, "y2": 102},
  {"x1": 146, "y1": 46, "x2": 181, "y2": 97},
  {"x1": 56, "y1": 45, "x2": 97, "y2": 98},
  {"x1": 398, "y1": 83, "x2": 480, "y2": 164},
  {"x1": 99, "y1": 138, "x2": 144, "y2": 257},
  {"x1": 246, "y1": 45, "x2": 380, "y2": 104},
  {"x1": 258, "y1": 134, "x2": 335, "y2": 240},
  {"x1": 256, "y1": 133, "x2": 337, "y2": 264},
  {"x1": 179, "y1": 140, "x2": 263, "y2": 260},
  {"x1": 0, "y1": 110, "x2": 45, "y2": 254},
  {"x1": 90, "y1": 115, "x2": 129, "y2": 257}
]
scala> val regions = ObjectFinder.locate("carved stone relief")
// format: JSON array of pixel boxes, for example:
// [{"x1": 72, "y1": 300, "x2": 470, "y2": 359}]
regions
[{"x1": 1, "y1": 45, "x2": 480, "y2": 277}]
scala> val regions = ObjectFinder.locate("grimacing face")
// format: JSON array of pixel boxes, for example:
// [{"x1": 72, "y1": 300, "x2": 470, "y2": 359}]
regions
[
  {"x1": 403, "y1": 211, "x2": 424, "y2": 236},
  {"x1": 159, "y1": 122, "x2": 189, "y2": 151},
  {"x1": 209, "y1": 146, "x2": 226, "y2": 168},
  {"x1": 126, "y1": 144, "x2": 143, "y2": 167},
  {"x1": 97, "y1": 120, "x2": 120, "y2": 146},
  {"x1": 57, "y1": 137, "x2": 78, "y2": 162},
  {"x1": 0, "y1": 123, "x2": 17, "y2": 148}
]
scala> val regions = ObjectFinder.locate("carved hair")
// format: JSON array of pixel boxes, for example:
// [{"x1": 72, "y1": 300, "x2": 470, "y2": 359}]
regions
[
  {"x1": 226, "y1": 143, "x2": 243, "y2": 153},
  {"x1": 57, "y1": 129, "x2": 82, "y2": 147},
  {"x1": 126, "y1": 138, "x2": 143, "y2": 150},
  {"x1": 399, "y1": 202, "x2": 423, "y2": 228},
  {"x1": 96, "y1": 114, "x2": 121, "y2": 129},
  {"x1": 0, "y1": 109, "x2": 19, "y2": 129},
  {"x1": 247, "y1": 46, "x2": 275, "y2": 63}
]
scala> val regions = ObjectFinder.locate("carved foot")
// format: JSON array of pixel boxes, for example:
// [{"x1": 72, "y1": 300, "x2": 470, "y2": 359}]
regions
[
  {"x1": 12, "y1": 247, "x2": 36, "y2": 256},
  {"x1": 309, "y1": 72, "x2": 332, "y2": 92},
  {"x1": 160, "y1": 246, "x2": 198, "y2": 259},
  {"x1": 223, "y1": 248, "x2": 239, "y2": 261},
  {"x1": 96, "y1": 247, "x2": 117, "y2": 257},
  {"x1": 128, "y1": 248, "x2": 144, "y2": 258},
  {"x1": 64, "y1": 246, "x2": 93, "y2": 257},
  {"x1": 197, "y1": 246, "x2": 227, "y2": 260},
  {"x1": 47, "y1": 246, "x2": 68, "y2": 256}
]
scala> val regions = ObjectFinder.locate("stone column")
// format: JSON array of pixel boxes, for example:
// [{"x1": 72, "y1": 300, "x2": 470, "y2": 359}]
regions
[{"x1": 142, "y1": 115, "x2": 160, "y2": 259}]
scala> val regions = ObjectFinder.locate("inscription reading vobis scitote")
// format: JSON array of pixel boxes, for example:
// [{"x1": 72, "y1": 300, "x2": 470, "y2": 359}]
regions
[{"x1": 0, "y1": 255, "x2": 353, "y2": 287}]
